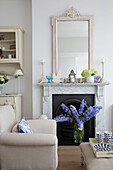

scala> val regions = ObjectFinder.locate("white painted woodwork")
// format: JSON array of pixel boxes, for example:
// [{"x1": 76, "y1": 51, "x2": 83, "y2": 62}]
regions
[
  {"x1": 0, "y1": 26, "x2": 24, "y2": 75},
  {"x1": 0, "y1": 94, "x2": 22, "y2": 121},
  {"x1": 38, "y1": 82, "x2": 109, "y2": 135},
  {"x1": 52, "y1": 7, "x2": 93, "y2": 75}
]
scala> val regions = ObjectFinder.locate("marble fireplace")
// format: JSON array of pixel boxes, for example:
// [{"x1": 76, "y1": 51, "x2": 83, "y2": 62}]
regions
[{"x1": 39, "y1": 82, "x2": 109, "y2": 141}]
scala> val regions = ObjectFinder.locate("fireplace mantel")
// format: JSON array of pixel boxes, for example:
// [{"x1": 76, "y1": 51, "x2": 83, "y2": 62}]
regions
[
  {"x1": 38, "y1": 82, "x2": 109, "y2": 97},
  {"x1": 38, "y1": 82, "x2": 109, "y2": 86},
  {"x1": 38, "y1": 82, "x2": 110, "y2": 134}
]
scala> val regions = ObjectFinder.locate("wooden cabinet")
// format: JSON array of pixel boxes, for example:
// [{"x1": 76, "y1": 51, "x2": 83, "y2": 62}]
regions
[
  {"x1": 0, "y1": 26, "x2": 24, "y2": 75},
  {"x1": 0, "y1": 94, "x2": 22, "y2": 121}
]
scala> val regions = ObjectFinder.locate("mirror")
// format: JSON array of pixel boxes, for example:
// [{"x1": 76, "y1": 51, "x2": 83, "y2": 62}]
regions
[
  {"x1": 57, "y1": 20, "x2": 88, "y2": 78},
  {"x1": 52, "y1": 7, "x2": 93, "y2": 79}
]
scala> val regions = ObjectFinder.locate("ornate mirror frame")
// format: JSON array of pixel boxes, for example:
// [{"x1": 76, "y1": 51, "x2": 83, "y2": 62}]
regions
[{"x1": 52, "y1": 7, "x2": 93, "y2": 75}]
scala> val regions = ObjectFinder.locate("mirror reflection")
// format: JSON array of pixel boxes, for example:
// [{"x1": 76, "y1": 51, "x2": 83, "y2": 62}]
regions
[{"x1": 56, "y1": 21, "x2": 88, "y2": 78}]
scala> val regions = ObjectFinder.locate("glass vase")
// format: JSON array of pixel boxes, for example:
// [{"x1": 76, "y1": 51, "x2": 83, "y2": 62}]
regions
[{"x1": 74, "y1": 122, "x2": 84, "y2": 145}]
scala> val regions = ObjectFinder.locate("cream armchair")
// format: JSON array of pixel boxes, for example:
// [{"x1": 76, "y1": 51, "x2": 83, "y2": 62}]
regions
[{"x1": 0, "y1": 105, "x2": 58, "y2": 170}]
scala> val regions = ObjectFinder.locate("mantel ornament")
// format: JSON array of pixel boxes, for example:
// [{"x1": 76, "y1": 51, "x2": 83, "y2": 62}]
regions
[{"x1": 61, "y1": 6, "x2": 81, "y2": 17}]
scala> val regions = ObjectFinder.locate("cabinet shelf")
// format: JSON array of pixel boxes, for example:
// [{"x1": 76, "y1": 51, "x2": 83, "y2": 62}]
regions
[
  {"x1": 0, "y1": 59, "x2": 18, "y2": 63},
  {"x1": 3, "y1": 49, "x2": 16, "y2": 52},
  {"x1": 0, "y1": 40, "x2": 15, "y2": 43}
]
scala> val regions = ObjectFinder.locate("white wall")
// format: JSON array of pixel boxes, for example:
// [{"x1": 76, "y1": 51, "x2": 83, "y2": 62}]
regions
[
  {"x1": 32, "y1": 0, "x2": 113, "y2": 130},
  {"x1": 0, "y1": 0, "x2": 32, "y2": 119}
]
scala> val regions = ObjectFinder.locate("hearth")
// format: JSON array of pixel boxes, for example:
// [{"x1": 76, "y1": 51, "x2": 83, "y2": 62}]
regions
[{"x1": 52, "y1": 94, "x2": 95, "y2": 146}]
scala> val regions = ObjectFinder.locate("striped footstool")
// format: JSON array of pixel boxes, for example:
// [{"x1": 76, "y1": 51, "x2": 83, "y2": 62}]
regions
[{"x1": 80, "y1": 142, "x2": 113, "y2": 170}]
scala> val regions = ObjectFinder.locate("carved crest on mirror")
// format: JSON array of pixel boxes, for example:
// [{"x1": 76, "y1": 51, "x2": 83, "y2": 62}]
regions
[
  {"x1": 52, "y1": 7, "x2": 93, "y2": 79},
  {"x1": 60, "y1": 6, "x2": 81, "y2": 17}
]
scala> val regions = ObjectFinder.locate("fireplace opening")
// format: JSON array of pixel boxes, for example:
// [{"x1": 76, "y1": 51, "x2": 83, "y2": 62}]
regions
[{"x1": 52, "y1": 94, "x2": 95, "y2": 146}]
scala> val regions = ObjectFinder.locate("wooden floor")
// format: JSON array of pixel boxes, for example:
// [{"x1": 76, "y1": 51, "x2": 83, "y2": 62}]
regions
[{"x1": 57, "y1": 146, "x2": 85, "y2": 170}]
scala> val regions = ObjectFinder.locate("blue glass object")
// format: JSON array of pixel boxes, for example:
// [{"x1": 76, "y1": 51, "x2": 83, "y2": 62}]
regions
[{"x1": 46, "y1": 75, "x2": 52, "y2": 84}]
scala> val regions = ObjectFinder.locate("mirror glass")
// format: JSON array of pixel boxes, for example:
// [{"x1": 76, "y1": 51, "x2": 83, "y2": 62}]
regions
[{"x1": 56, "y1": 21, "x2": 88, "y2": 78}]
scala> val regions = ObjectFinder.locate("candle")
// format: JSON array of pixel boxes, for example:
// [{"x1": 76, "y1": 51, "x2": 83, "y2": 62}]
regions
[
  {"x1": 101, "y1": 58, "x2": 105, "y2": 63},
  {"x1": 41, "y1": 59, "x2": 45, "y2": 63}
]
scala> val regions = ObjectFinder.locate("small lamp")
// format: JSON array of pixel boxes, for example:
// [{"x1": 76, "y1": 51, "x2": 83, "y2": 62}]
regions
[{"x1": 14, "y1": 69, "x2": 23, "y2": 94}]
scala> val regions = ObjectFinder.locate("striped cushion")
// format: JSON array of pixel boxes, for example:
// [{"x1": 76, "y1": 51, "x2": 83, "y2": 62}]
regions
[{"x1": 17, "y1": 117, "x2": 32, "y2": 133}]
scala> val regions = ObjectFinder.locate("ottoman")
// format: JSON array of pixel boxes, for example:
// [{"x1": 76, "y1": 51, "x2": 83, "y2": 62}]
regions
[{"x1": 80, "y1": 142, "x2": 113, "y2": 170}]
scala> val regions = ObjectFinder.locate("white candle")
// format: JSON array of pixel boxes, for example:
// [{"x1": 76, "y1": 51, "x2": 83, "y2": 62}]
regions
[
  {"x1": 41, "y1": 59, "x2": 45, "y2": 63},
  {"x1": 101, "y1": 58, "x2": 105, "y2": 63}
]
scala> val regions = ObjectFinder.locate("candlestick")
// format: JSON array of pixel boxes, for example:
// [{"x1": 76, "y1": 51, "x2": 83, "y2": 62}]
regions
[
  {"x1": 101, "y1": 58, "x2": 105, "y2": 83},
  {"x1": 40, "y1": 59, "x2": 46, "y2": 83}
]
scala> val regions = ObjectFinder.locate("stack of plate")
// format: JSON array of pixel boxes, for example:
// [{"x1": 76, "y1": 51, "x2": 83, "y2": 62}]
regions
[
  {"x1": 104, "y1": 131, "x2": 112, "y2": 143},
  {"x1": 96, "y1": 132, "x2": 104, "y2": 144}
]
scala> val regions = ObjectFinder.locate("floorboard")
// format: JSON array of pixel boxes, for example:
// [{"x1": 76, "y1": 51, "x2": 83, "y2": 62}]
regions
[{"x1": 57, "y1": 146, "x2": 85, "y2": 170}]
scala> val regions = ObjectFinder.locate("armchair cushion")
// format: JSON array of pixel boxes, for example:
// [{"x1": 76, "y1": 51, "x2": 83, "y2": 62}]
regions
[
  {"x1": 28, "y1": 119, "x2": 56, "y2": 135},
  {"x1": 0, "y1": 105, "x2": 15, "y2": 133},
  {"x1": 12, "y1": 119, "x2": 57, "y2": 135},
  {"x1": 17, "y1": 117, "x2": 33, "y2": 133}
]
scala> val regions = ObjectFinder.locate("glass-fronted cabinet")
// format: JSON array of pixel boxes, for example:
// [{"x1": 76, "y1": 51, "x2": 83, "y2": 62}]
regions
[
  {"x1": 0, "y1": 26, "x2": 24, "y2": 75},
  {"x1": 0, "y1": 32, "x2": 16, "y2": 60}
]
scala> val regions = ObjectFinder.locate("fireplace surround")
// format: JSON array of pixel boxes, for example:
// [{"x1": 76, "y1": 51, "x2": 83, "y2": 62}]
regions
[{"x1": 38, "y1": 82, "x2": 109, "y2": 142}]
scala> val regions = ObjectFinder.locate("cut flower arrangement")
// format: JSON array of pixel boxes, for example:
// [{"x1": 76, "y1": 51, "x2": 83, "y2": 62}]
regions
[
  {"x1": 0, "y1": 75, "x2": 8, "y2": 94},
  {"x1": 0, "y1": 75, "x2": 8, "y2": 84},
  {"x1": 81, "y1": 69, "x2": 98, "y2": 83},
  {"x1": 81, "y1": 69, "x2": 98, "y2": 77},
  {"x1": 54, "y1": 99, "x2": 102, "y2": 144}
]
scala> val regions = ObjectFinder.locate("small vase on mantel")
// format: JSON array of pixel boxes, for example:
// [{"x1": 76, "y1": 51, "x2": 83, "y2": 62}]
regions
[
  {"x1": 81, "y1": 69, "x2": 98, "y2": 83},
  {"x1": 86, "y1": 76, "x2": 94, "y2": 83}
]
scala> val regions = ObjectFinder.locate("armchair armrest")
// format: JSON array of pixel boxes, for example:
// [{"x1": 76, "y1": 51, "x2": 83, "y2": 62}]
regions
[
  {"x1": 0, "y1": 133, "x2": 57, "y2": 146},
  {"x1": 27, "y1": 119, "x2": 57, "y2": 135}
]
